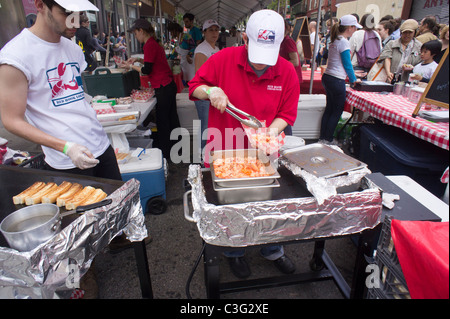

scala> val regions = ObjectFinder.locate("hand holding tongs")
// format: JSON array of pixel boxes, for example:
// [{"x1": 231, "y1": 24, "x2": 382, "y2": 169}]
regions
[{"x1": 225, "y1": 102, "x2": 263, "y2": 129}]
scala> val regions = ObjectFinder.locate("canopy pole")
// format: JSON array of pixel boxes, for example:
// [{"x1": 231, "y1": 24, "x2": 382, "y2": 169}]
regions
[
  {"x1": 158, "y1": 0, "x2": 163, "y2": 41},
  {"x1": 121, "y1": 0, "x2": 131, "y2": 59},
  {"x1": 309, "y1": 0, "x2": 323, "y2": 94}
]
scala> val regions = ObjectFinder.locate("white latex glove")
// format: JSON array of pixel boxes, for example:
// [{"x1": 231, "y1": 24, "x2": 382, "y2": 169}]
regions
[
  {"x1": 204, "y1": 87, "x2": 228, "y2": 113},
  {"x1": 64, "y1": 142, "x2": 99, "y2": 170}
]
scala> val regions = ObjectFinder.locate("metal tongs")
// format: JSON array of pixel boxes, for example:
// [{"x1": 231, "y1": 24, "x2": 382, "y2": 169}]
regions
[{"x1": 225, "y1": 102, "x2": 263, "y2": 129}]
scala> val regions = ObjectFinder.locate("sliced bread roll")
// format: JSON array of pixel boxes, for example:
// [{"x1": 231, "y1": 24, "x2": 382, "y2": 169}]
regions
[
  {"x1": 56, "y1": 183, "x2": 83, "y2": 207},
  {"x1": 13, "y1": 182, "x2": 46, "y2": 205},
  {"x1": 25, "y1": 182, "x2": 58, "y2": 205},
  {"x1": 42, "y1": 181, "x2": 73, "y2": 204},
  {"x1": 65, "y1": 186, "x2": 96, "y2": 210},
  {"x1": 78, "y1": 188, "x2": 108, "y2": 206}
]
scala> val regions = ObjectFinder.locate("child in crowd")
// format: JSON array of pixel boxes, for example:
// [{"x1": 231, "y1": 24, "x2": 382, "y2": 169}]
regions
[{"x1": 410, "y1": 40, "x2": 442, "y2": 83}]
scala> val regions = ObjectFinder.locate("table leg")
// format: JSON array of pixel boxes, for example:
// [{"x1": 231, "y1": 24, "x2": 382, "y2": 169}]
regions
[
  {"x1": 133, "y1": 240, "x2": 153, "y2": 299},
  {"x1": 310, "y1": 240, "x2": 326, "y2": 271},
  {"x1": 203, "y1": 244, "x2": 221, "y2": 299},
  {"x1": 350, "y1": 227, "x2": 380, "y2": 299}
]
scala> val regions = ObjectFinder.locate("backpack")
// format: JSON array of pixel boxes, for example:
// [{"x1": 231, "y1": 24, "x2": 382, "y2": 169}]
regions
[{"x1": 356, "y1": 30, "x2": 381, "y2": 69}]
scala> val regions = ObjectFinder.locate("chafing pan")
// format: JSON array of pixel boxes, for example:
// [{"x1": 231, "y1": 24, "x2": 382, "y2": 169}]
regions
[
  {"x1": 210, "y1": 149, "x2": 281, "y2": 187},
  {"x1": 282, "y1": 144, "x2": 367, "y2": 179},
  {"x1": 212, "y1": 179, "x2": 280, "y2": 204}
]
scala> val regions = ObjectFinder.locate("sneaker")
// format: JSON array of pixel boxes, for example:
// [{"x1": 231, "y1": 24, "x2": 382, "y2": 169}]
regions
[
  {"x1": 273, "y1": 255, "x2": 296, "y2": 274},
  {"x1": 228, "y1": 257, "x2": 251, "y2": 279}
]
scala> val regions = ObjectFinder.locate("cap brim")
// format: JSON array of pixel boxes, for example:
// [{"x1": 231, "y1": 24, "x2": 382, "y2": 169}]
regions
[
  {"x1": 355, "y1": 23, "x2": 363, "y2": 29},
  {"x1": 55, "y1": 0, "x2": 99, "y2": 11},
  {"x1": 248, "y1": 43, "x2": 279, "y2": 66}
]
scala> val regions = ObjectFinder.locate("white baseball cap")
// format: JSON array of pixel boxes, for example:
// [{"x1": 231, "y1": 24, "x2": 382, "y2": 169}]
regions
[
  {"x1": 245, "y1": 10, "x2": 284, "y2": 66},
  {"x1": 203, "y1": 19, "x2": 220, "y2": 31},
  {"x1": 54, "y1": 0, "x2": 99, "y2": 11},
  {"x1": 339, "y1": 15, "x2": 362, "y2": 28}
]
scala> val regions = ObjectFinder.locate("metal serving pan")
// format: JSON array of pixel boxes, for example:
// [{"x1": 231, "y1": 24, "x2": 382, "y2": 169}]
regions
[
  {"x1": 212, "y1": 179, "x2": 280, "y2": 205},
  {"x1": 282, "y1": 144, "x2": 367, "y2": 179},
  {"x1": 210, "y1": 149, "x2": 281, "y2": 187}
]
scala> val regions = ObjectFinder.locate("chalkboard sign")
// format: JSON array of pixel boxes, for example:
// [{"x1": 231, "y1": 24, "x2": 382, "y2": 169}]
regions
[
  {"x1": 291, "y1": 16, "x2": 312, "y2": 60},
  {"x1": 413, "y1": 48, "x2": 449, "y2": 116}
]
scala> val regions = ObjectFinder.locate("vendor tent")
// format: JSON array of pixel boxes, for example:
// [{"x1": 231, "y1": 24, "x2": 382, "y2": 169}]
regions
[{"x1": 173, "y1": 0, "x2": 273, "y2": 28}]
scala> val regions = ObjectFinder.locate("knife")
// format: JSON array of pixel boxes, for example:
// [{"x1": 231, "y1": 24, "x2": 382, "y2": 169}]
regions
[{"x1": 60, "y1": 198, "x2": 112, "y2": 218}]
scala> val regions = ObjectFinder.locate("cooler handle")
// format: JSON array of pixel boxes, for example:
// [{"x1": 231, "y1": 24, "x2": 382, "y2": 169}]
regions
[{"x1": 93, "y1": 68, "x2": 112, "y2": 76}]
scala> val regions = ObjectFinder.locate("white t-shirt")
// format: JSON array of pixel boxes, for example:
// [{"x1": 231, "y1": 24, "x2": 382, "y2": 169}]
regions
[
  {"x1": 194, "y1": 41, "x2": 219, "y2": 60},
  {"x1": 413, "y1": 61, "x2": 438, "y2": 80},
  {"x1": 349, "y1": 30, "x2": 382, "y2": 67},
  {"x1": 0, "y1": 29, "x2": 109, "y2": 169},
  {"x1": 324, "y1": 36, "x2": 351, "y2": 80}
]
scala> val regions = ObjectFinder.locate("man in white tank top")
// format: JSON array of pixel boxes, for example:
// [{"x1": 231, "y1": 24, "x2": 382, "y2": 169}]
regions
[{"x1": 0, "y1": 0, "x2": 120, "y2": 179}]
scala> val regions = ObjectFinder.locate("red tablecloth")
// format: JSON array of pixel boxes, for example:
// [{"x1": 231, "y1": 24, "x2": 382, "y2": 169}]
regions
[
  {"x1": 391, "y1": 219, "x2": 449, "y2": 299},
  {"x1": 301, "y1": 70, "x2": 325, "y2": 95},
  {"x1": 345, "y1": 88, "x2": 449, "y2": 150}
]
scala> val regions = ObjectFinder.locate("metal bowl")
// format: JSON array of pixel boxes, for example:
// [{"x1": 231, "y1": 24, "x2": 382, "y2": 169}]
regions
[{"x1": 0, "y1": 204, "x2": 61, "y2": 251}]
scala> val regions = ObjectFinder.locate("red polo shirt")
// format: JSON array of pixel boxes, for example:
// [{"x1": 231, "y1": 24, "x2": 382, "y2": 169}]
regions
[
  {"x1": 189, "y1": 45, "x2": 299, "y2": 154},
  {"x1": 143, "y1": 37, "x2": 173, "y2": 88}
]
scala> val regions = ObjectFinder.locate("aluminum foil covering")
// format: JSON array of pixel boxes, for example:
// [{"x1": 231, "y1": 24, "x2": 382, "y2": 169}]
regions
[
  {"x1": 278, "y1": 145, "x2": 372, "y2": 205},
  {"x1": 0, "y1": 179, "x2": 147, "y2": 299},
  {"x1": 187, "y1": 165, "x2": 382, "y2": 247}
]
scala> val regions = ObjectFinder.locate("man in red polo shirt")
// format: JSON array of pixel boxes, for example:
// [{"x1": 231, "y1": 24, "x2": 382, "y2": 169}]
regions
[{"x1": 189, "y1": 9, "x2": 299, "y2": 279}]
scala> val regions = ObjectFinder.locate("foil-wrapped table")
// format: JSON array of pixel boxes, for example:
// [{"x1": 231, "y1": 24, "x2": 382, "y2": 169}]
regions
[
  {"x1": 186, "y1": 165, "x2": 441, "y2": 298},
  {"x1": 0, "y1": 165, "x2": 152, "y2": 299}
]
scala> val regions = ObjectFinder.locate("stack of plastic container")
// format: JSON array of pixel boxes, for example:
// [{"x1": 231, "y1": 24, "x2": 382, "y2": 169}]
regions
[{"x1": 367, "y1": 216, "x2": 411, "y2": 299}]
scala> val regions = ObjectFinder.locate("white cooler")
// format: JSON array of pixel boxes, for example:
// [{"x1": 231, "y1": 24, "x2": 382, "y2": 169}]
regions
[
  {"x1": 292, "y1": 94, "x2": 326, "y2": 139},
  {"x1": 176, "y1": 93, "x2": 198, "y2": 135}
]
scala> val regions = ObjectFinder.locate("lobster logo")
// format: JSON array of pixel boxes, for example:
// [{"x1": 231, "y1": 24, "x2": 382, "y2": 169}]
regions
[
  {"x1": 48, "y1": 63, "x2": 79, "y2": 98},
  {"x1": 257, "y1": 29, "x2": 275, "y2": 44}
]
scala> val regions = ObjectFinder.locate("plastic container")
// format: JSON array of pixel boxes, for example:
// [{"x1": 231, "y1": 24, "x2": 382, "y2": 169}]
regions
[
  {"x1": 119, "y1": 148, "x2": 166, "y2": 214},
  {"x1": 83, "y1": 68, "x2": 140, "y2": 98},
  {"x1": 292, "y1": 94, "x2": 326, "y2": 139},
  {"x1": 176, "y1": 93, "x2": 199, "y2": 135},
  {"x1": 367, "y1": 216, "x2": 411, "y2": 299},
  {"x1": 359, "y1": 124, "x2": 448, "y2": 197}
]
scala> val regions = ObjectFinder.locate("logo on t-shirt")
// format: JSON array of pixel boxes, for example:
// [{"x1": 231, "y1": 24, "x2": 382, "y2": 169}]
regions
[
  {"x1": 47, "y1": 62, "x2": 84, "y2": 106},
  {"x1": 267, "y1": 85, "x2": 282, "y2": 91},
  {"x1": 257, "y1": 29, "x2": 275, "y2": 44}
]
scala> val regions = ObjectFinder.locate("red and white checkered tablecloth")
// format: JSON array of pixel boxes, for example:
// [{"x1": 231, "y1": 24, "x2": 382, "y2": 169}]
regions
[{"x1": 345, "y1": 88, "x2": 449, "y2": 150}]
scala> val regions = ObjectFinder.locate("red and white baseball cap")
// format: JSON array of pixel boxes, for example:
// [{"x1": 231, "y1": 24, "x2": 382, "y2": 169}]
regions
[
  {"x1": 54, "y1": 0, "x2": 99, "y2": 11},
  {"x1": 245, "y1": 10, "x2": 284, "y2": 66},
  {"x1": 203, "y1": 19, "x2": 220, "y2": 31}
]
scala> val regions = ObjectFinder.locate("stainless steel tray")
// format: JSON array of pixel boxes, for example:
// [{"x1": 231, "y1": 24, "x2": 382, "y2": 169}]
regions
[
  {"x1": 282, "y1": 144, "x2": 367, "y2": 179},
  {"x1": 210, "y1": 149, "x2": 281, "y2": 187},
  {"x1": 212, "y1": 179, "x2": 280, "y2": 205}
]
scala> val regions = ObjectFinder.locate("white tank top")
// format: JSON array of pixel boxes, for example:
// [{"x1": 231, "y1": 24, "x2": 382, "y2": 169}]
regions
[{"x1": 0, "y1": 29, "x2": 109, "y2": 169}]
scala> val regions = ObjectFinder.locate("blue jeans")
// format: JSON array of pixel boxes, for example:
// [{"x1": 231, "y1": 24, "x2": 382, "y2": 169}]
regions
[
  {"x1": 320, "y1": 74, "x2": 346, "y2": 141},
  {"x1": 194, "y1": 99, "x2": 210, "y2": 151},
  {"x1": 224, "y1": 245, "x2": 284, "y2": 261}
]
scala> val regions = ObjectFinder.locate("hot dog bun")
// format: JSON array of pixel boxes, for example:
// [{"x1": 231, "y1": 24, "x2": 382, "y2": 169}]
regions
[
  {"x1": 56, "y1": 183, "x2": 83, "y2": 207},
  {"x1": 65, "y1": 186, "x2": 96, "y2": 210},
  {"x1": 25, "y1": 182, "x2": 58, "y2": 205},
  {"x1": 76, "y1": 188, "x2": 108, "y2": 208},
  {"x1": 41, "y1": 181, "x2": 73, "y2": 203},
  {"x1": 13, "y1": 182, "x2": 46, "y2": 205}
]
